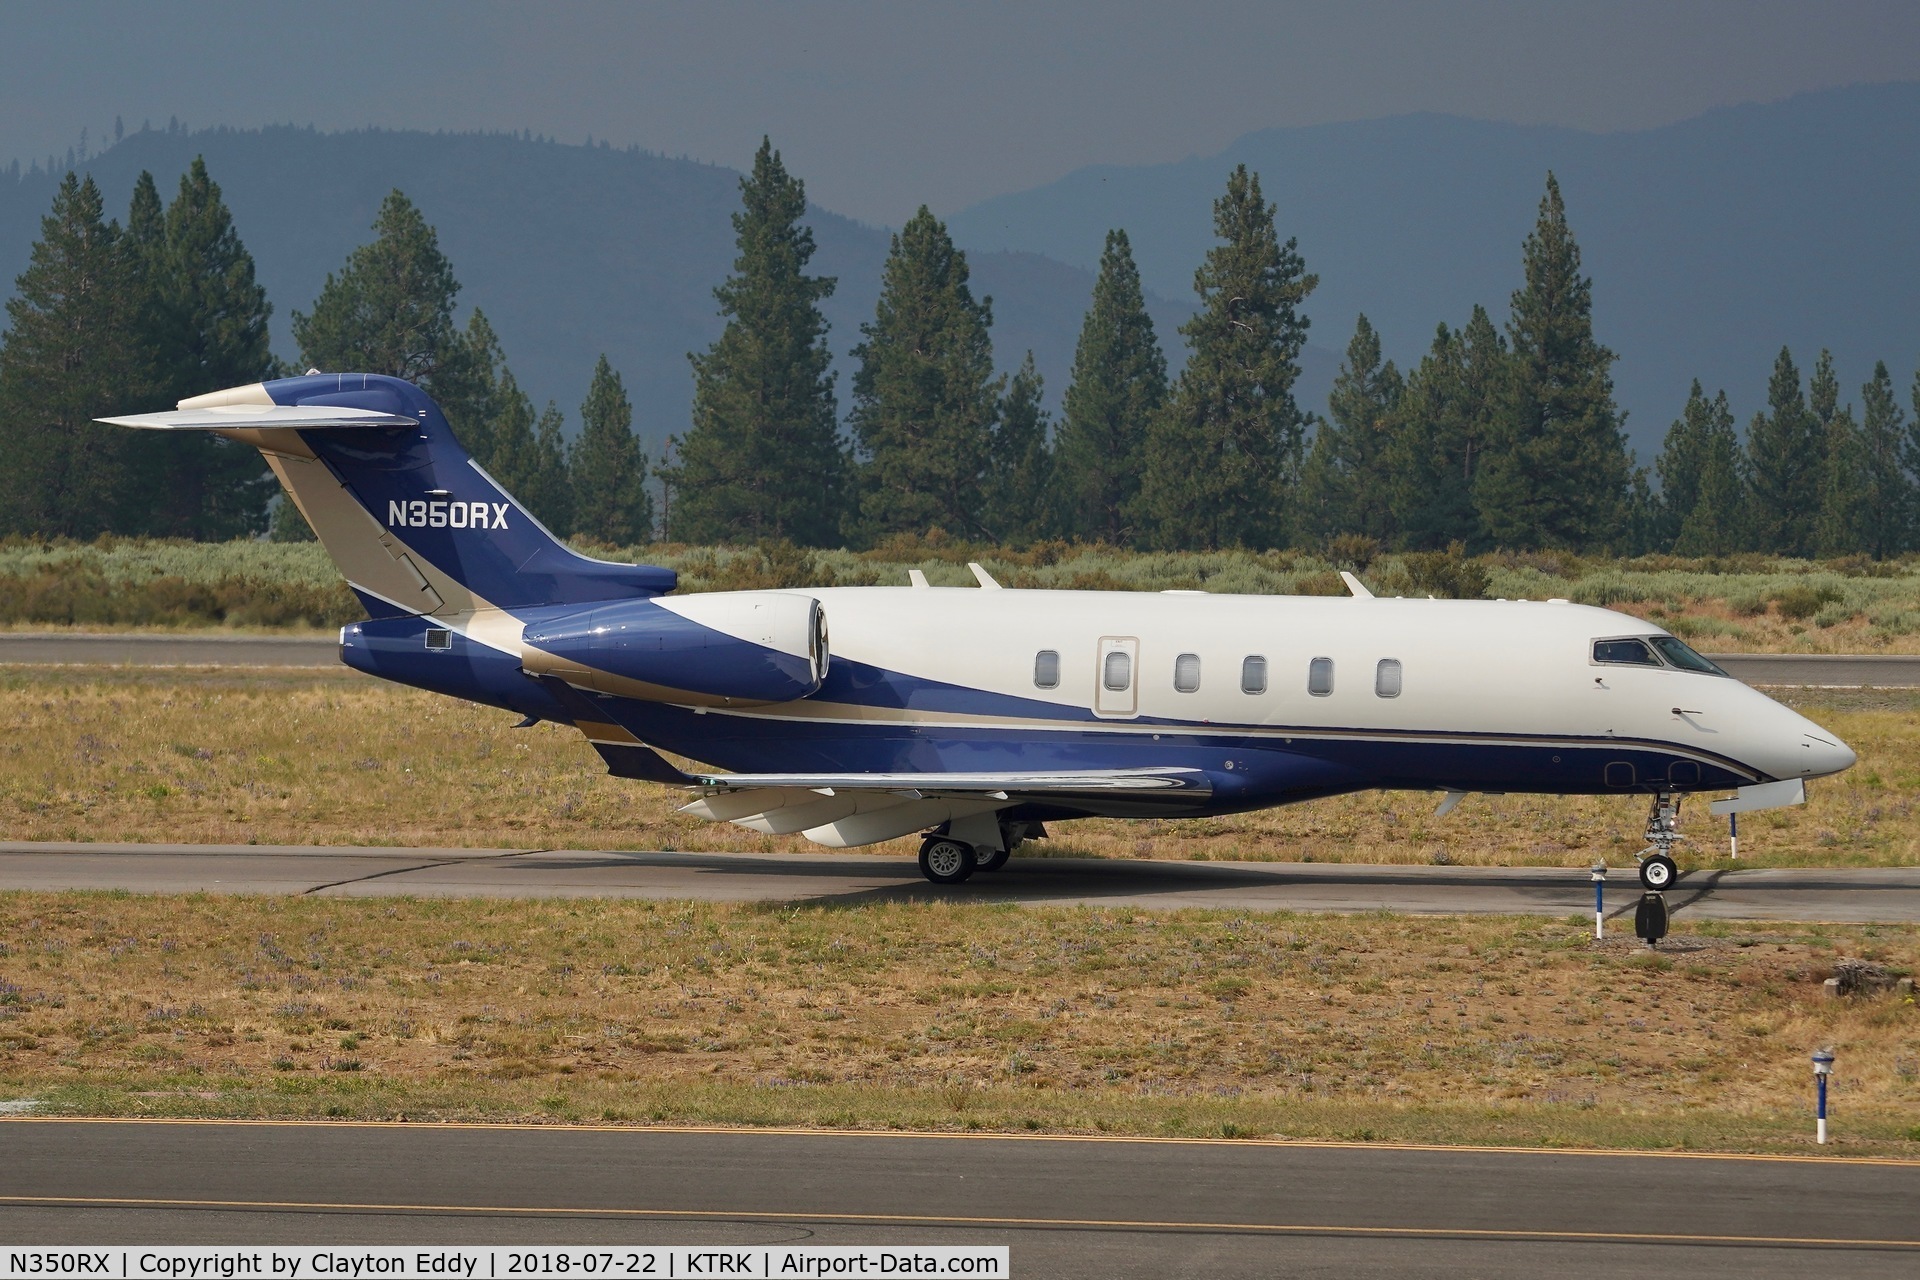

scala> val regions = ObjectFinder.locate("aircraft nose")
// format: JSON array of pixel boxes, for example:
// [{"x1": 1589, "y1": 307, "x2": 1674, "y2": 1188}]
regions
[{"x1": 1800, "y1": 732, "x2": 1856, "y2": 778}]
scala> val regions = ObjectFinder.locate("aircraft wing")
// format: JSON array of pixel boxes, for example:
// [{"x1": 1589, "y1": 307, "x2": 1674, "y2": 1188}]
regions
[
  {"x1": 543, "y1": 671, "x2": 1212, "y2": 844},
  {"x1": 686, "y1": 768, "x2": 1207, "y2": 796},
  {"x1": 675, "y1": 767, "x2": 1212, "y2": 838}
]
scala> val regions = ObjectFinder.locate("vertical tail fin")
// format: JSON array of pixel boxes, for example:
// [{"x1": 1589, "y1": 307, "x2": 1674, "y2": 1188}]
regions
[{"x1": 103, "y1": 372, "x2": 675, "y2": 618}]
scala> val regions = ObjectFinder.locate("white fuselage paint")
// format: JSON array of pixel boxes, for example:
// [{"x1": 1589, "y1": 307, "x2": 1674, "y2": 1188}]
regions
[{"x1": 672, "y1": 588, "x2": 1853, "y2": 785}]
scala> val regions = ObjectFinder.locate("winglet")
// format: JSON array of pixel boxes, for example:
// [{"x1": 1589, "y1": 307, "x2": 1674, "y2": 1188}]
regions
[
  {"x1": 968, "y1": 562, "x2": 1003, "y2": 589},
  {"x1": 908, "y1": 569, "x2": 930, "y2": 589},
  {"x1": 1339, "y1": 571, "x2": 1375, "y2": 599}
]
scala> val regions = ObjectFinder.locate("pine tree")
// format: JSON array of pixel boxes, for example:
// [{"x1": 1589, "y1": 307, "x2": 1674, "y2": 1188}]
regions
[
  {"x1": 849, "y1": 206, "x2": 1000, "y2": 540},
  {"x1": 1382, "y1": 308, "x2": 1508, "y2": 551},
  {"x1": 1858, "y1": 361, "x2": 1911, "y2": 556},
  {"x1": 1745, "y1": 347, "x2": 1823, "y2": 555},
  {"x1": 1135, "y1": 165, "x2": 1316, "y2": 549},
  {"x1": 1674, "y1": 393, "x2": 1751, "y2": 552},
  {"x1": 267, "y1": 493, "x2": 316, "y2": 542},
  {"x1": 673, "y1": 139, "x2": 844, "y2": 545},
  {"x1": 983, "y1": 351, "x2": 1054, "y2": 544},
  {"x1": 292, "y1": 190, "x2": 463, "y2": 385},
  {"x1": 1658, "y1": 385, "x2": 1751, "y2": 556},
  {"x1": 483, "y1": 371, "x2": 535, "y2": 488},
  {"x1": 488, "y1": 378, "x2": 573, "y2": 535},
  {"x1": 1653, "y1": 381, "x2": 1718, "y2": 550},
  {"x1": 162, "y1": 158, "x2": 275, "y2": 396},
  {"x1": 1474, "y1": 174, "x2": 1631, "y2": 550},
  {"x1": 1054, "y1": 229, "x2": 1165, "y2": 544},
  {"x1": 1299, "y1": 314, "x2": 1402, "y2": 542},
  {"x1": 570, "y1": 354, "x2": 653, "y2": 545},
  {"x1": 141, "y1": 156, "x2": 276, "y2": 537},
  {"x1": 1814, "y1": 402, "x2": 1872, "y2": 557},
  {"x1": 0, "y1": 174, "x2": 142, "y2": 536},
  {"x1": 1620, "y1": 466, "x2": 1659, "y2": 556},
  {"x1": 123, "y1": 171, "x2": 166, "y2": 323},
  {"x1": 435, "y1": 309, "x2": 509, "y2": 466}
]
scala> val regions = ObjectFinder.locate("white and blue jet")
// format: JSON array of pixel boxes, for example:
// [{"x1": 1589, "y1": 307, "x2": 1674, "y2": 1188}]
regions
[{"x1": 102, "y1": 374, "x2": 1856, "y2": 888}]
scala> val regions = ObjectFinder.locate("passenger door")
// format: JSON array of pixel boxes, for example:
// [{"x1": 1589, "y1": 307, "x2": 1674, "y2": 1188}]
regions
[{"x1": 1094, "y1": 636, "x2": 1139, "y2": 718}]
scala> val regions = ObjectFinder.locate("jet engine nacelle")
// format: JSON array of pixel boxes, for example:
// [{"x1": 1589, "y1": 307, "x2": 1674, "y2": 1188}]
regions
[{"x1": 522, "y1": 591, "x2": 827, "y2": 706}]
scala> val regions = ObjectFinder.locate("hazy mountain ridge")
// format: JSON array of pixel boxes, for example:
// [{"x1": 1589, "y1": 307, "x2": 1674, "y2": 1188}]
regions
[
  {"x1": 2, "y1": 125, "x2": 1301, "y2": 453},
  {"x1": 951, "y1": 83, "x2": 1920, "y2": 455}
]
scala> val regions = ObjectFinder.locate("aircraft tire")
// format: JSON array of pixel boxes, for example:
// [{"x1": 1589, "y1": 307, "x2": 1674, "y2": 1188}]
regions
[
  {"x1": 975, "y1": 846, "x2": 1010, "y2": 872},
  {"x1": 919, "y1": 837, "x2": 977, "y2": 885},
  {"x1": 1639, "y1": 853, "x2": 1677, "y2": 891}
]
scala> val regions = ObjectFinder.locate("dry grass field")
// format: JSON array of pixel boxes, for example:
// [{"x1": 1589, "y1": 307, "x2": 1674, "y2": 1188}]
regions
[
  {"x1": 3, "y1": 668, "x2": 1916, "y2": 1153},
  {"x1": 0, "y1": 894, "x2": 1914, "y2": 1151},
  {"x1": 1, "y1": 667, "x2": 1913, "y2": 870}
]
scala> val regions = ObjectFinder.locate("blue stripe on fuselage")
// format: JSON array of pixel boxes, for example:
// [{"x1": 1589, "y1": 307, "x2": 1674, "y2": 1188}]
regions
[
  {"x1": 353, "y1": 610, "x2": 1759, "y2": 810},
  {"x1": 566, "y1": 684, "x2": 1756, "y2": 808}
]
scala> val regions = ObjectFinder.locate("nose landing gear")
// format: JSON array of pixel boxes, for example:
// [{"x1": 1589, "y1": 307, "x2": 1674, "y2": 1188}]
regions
[{"x1": 1635, "y1": 792, "x2": 1684, "y2": 890}]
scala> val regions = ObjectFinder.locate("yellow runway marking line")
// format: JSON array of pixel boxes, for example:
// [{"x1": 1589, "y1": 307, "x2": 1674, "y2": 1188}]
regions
[
  {"x1": 2, "y1": 1194, "x2": 1917, "y2": 1249},
  {"x1": 4, "y1": 1116, "x2": 1919, "y2": 1168}
]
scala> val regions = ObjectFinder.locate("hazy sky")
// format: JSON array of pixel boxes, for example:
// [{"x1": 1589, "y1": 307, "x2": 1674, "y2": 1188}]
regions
[{"x1": 8, "y1": 1, "x2": 1920, "y2": 223}]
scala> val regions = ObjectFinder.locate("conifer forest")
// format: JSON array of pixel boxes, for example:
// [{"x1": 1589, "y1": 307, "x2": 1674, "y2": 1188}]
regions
[{"x1": 5, "y1": 140, "x2": 1920, "y2": 563}]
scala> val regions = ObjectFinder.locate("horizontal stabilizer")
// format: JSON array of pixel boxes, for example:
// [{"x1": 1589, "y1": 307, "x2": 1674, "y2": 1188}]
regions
[{"x1": 95, "y1": 405, "x2": 416, "y2": 431}]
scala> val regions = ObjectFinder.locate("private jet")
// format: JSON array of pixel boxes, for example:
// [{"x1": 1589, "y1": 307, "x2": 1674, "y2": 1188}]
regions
[{"x1": 102, "y1": 374, "x2": 1855, "y2": 887}]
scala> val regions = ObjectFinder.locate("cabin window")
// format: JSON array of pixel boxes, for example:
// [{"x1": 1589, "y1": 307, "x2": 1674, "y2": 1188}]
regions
[
  {"x1": 1375, "y1": 658, "x2": 1402, "y2": 698},
  {"x1": 1593, "y1": 638, "x2": 1660, "y2": 667},
  {"x1": 1174, "y1": 653, "x2": 1202, "y2": 693},
  {"x1": 1103, "y1": 649, "x2": 1132, "y2": 692},
  {"x1": 424, "y1": 628, "x2": 453, "y2": 651},
  {"x1": 1034, "y1": 650, "x2": 1060, "y2": 689},
  {"x1": 1308, "y1": 656, "x2": 1335, "y2": 696},
  {"x1": 1240, "y1": 655, "x2": 1267, "y2": 694},
  {"x1": 1648, "y1": 636, "x2": 1728, "y2": 676}
]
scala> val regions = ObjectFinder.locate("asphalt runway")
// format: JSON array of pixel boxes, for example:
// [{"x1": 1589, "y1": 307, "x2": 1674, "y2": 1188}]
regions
[
  {"x1": 3, "y1": 841, "x2": 1918, "y2": 921},
  {"x1": 0, "y1": 1121, "x2": 1913, "y2": 1277},
  {"x1": 0, "y1": 632, "x2": 340, "y2": 667},
  {"x1": 4, "y1": 632, "x2": 1920, "y2": 687}
]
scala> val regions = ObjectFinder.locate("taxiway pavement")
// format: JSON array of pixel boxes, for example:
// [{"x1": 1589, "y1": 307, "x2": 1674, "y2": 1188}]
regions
[
  {"x1": 0, "y1": 632, "x2": 339, "y2": 667},
  {"x1": 3, "y1": 842, "x2": 1917, "y2": 921},
  {"x1": 0, "y1": 1120, "x2": 1914, "y2": 1277}
]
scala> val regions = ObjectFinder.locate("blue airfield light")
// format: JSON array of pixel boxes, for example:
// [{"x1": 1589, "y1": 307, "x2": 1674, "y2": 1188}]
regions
[
  {"x1": 1812, "y1": 1048, "x2": 1836, "y2": 1145},
  {"x1": 1590, "y1": 863, "x2": 1607, "y2": 940}
]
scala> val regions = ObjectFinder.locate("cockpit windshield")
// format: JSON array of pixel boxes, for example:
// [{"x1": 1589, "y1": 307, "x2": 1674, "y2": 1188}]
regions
[
  {"x1": 1592, "y1": 635, "x2": 1729, "y2": 676},
  {"x1": 1648, "y1": 635, "x2": 1728, "y2": 676},
  {"x1": 1592, "y1": 638, "x2": 1659, "y2": 666}
]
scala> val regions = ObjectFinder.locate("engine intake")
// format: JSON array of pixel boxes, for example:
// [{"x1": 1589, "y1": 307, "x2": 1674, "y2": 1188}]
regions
[{"x1": 522, "y1": 591, "x2": 827, "y2": 706}]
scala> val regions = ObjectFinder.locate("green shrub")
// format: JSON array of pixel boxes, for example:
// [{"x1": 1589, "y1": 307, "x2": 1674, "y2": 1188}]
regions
[
  {"x1": 1397, "y1": 547, "x2": 1490, "y2": 599},
  {"x1": 1772, "y1": 583, "x2": 1844, "y2": 621},
  {"x1": 1569, "y1": 573, "x2": 1652, "y2": 607},
  {"x1": 1813, "y1": 602, "x2": 1858, "y2": 629}
]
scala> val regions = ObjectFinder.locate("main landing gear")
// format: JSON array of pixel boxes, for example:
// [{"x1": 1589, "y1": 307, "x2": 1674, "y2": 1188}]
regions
[
  {"x1": 916, "y1": 820, "x2": 1038, "y2": 884},
  {"x1": 1634, "y1": 792, "x2": 1684, "y2": 891},
  {"x1": 918, "y1": 837, "x2": 976, "y2": 885}
]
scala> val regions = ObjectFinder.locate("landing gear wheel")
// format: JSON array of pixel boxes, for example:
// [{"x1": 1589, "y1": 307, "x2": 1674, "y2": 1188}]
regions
[
  {"x1": 1639, "y1": 853, "x2": 1677, "y2": 891},
  {"x1": 974, "y1": 846, "x2": 1010, "y2": 873},
  {"x1": 919, "y1": 837, "x2": 977, "y2": 885}
]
